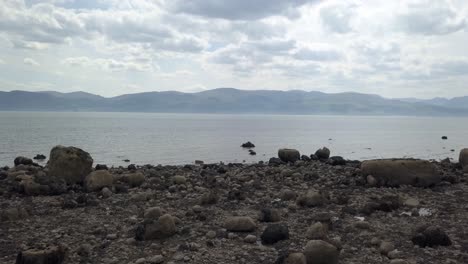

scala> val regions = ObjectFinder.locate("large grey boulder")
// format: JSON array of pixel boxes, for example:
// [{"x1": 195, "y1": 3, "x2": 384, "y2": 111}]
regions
[
  {"x1": 459, "y1": 149, "x2": 468, "y2": 171},
  {"x1": 47, "y1": 146, "x2": 93, "y2": 184},
  {"x1": 278, "y1": 149, "x2": 300, "y2": 163},
  {"x1": 304, "y1": 240, "x2": 339, "y2": 264},
  {"x1": 361, "y1": 159, "x2": 441, "y2": 187}
]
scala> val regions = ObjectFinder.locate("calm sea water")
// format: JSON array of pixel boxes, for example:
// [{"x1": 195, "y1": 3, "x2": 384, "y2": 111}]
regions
[{"x1": 0, "y1": 112, "x2": 466, "y2": 167}]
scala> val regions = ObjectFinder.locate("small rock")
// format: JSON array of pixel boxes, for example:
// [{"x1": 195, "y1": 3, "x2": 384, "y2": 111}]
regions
[
  {"x1": 404, "y1": 198, "x2": 419, "y2": 207},
  {"x1": 144, "y1": 207, "x2": 165, "y2": 220},
  {"x1": 285, "y1": 253, "x2": 307, "y2": 264},
  {"x1": 306, "y1": 222, "x2": 328, "y2": 239},
  {"x1": 121, "y1": 172, "x2": 145, "y2": 187},
  {"x1": 328, "y1": 156, "x2": 345, "y2": 166},
  {"x1": 84, "y1": 170, "x2": 113, "y2": 191},
  {"x1": 379, "y1": 241, "x2": 395, "y2": 255},
  {"x1": 148, "y1": 255, "x2": 164, "y2": 264},
  {"x1": 200, "y1": 191, "x2": 218, "y2": 205},
  {"x1": 173, "y1": 175, "x2": 187, "y2": 185},
  {"x1": 95, "y1": 164, "x2": 108, "y2": 170},
  {"x1": 296, "y1": 190, "x2": 325, "y2": 207},
  {"x1": 128, "y1": 164, "x2": 137, "y2": 171},
  {"x1": 101, "y1": 187, "x2": 112, "y2": 198},
  {"x1": 225, "y1": 216, "x2": 257, "y2": 232},
  {"x1": 259, "y1": 208, "x2": 281, "y2": 223},
  {"x1": 304, "y1": 240, "x2": 339, "y2": 264},
  {"x1": 244, "y1": 235, "x2": 257, "y2": 243},
  {"x1": 261, "y1": 223, "x2": 289, "y2": 245},
  {"x1": 206, "y1": 231, "x2": 217, "y2": 239},
  {"x1": 441, "y1": 136, "x2": 448, "y2": 140},
  {"x1": 136, "y1": 214, "x2": 176, "y2": 240}
]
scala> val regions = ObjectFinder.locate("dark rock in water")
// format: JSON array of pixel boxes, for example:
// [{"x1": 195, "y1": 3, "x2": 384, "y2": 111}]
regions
[
  {"x1": 16, "y1": 245, "x2": 66, "y2": 264},
  {"x1": 269, "y1": 157, "x2": 284, "y2": 165},
  {"x1": 261, "y1": 223, "x2": 289, "y2": 244},
  {"x1": 301, "y1": 155, "x2": 311, "y2": 161},
  {"x1": 241, "y1": 141, "x2": 255, "y2": 148},
  {"x1": 329, "y1": 156, "x2": 346, "y2": 166},
  {"x1": 412, "y1": 226, "x2": 451, "y2": 247},
  {"x1": 194, "y1": 160, "x2": 204, "y2": 165},
  {"x1": 33, "y1": 154, "x2": 46, "y2": 160},
  {"x1": 47, "y1": 145, "x2": 93, "y2": 184},
  {"x1": 278, "y1": 149, "x2": 300, "y2": 163},
  {"x1": 95, "y1": 164, "x2": 108, "y2": 170},
  {"x1": 249, "y1": 150, "x2": 257, "y2": 155},
  {"x1": 441, "y1": 136, "x2": 448, "y2": 140},
  {"x1": 128, "y1": 164, "x2": 137, "y2": 171},
  {"x1": 315, "y1": 147, "x2": 331, "y2": 160},
  {"x1": 14, "y1": 156, "x2": 33, "y2": 166},
  {"x1": 123, "y1": 159, "x2": 130, "y2": 162}
]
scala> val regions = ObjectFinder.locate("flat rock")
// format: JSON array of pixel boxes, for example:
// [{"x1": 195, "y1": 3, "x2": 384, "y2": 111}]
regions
[{"x1": 225, "y1": 216, "x2": 256, "y2": 232}]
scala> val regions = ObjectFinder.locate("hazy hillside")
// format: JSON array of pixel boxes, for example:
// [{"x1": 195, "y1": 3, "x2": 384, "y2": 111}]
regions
[{"x1": 1, "y1": 88, "x2": 467, "y2": 116}]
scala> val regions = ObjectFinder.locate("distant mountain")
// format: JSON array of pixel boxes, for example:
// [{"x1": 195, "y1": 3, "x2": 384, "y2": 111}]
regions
[{"x1": 1, "y1": 88, "x2": 468, "y2": 116}]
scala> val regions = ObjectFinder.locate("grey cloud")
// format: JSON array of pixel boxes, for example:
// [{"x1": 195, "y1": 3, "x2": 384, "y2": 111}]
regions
[
  {"x1": 170, "y1": 0, "x2": 321, "y2": 20},
  {"x1": 293, "y1": 47, "x2": 343, "y2": 61},
  {"x1": 395, "y1": 1, "x2": 466, "y2": 35},
  {"x1": 319, "y1": 2, "x2": 356, "y2": 34}
]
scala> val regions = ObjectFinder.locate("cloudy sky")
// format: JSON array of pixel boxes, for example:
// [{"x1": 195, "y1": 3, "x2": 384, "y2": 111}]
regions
[{"x1": 1, "y1": 0, "x2": 468, "y2": 98}]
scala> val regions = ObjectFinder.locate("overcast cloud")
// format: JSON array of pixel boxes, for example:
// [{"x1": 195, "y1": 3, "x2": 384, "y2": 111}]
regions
[{"x1": 1, "y1": 0, "x2": 468, "y2": 98}]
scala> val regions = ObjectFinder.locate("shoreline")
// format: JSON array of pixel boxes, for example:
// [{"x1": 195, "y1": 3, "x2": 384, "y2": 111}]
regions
[{"x1": 1, "y1": 146, "x2": 467, "y2": 263}]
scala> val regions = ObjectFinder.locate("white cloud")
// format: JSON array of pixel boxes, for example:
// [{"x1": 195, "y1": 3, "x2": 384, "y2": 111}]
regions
[
  {"x1": 23, "y1": 57, "x2": 40, "y2": 66},
  {"x1": 0, "y1": 0, "x2": 468, "y2": 98}
]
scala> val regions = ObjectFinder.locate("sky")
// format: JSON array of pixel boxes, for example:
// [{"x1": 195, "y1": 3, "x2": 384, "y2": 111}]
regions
[{"x1": 1, "y1": 0, "x2": 468, "y2": 99}]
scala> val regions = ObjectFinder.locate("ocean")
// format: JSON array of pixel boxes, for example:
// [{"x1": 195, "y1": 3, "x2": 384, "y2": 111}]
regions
[{"x1": 0, "y1": 111, "x2": 466, "y2": 167}]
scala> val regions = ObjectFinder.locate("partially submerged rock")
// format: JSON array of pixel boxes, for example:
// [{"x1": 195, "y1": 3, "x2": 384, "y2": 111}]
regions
[
  {"x1": 47, "y1": 146, "x2": 93, "y2": 184},
  {"x1": 241, "y1": 141, "x2": 255, "y2": 148},
  {"x1": 278, "y1": 149, "x2": 300, "y2": 163},
  {"x1": 33, "y1": 154, "x2": 46, "y2": 160},
  {"x1": 14, "y1": 157, "x2": 33, "y2": 167},
  {"x1": 315, "y1": 147, "x2": 331, "y2": 160},
  {"x1": 361, "y1": 159, "x2": 441, "y2": 187}
]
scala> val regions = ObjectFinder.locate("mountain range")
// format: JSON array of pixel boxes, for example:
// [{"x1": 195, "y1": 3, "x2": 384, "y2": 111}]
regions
[{"x1": 1, "y1": 88, "x2": 467, "y2": 116}]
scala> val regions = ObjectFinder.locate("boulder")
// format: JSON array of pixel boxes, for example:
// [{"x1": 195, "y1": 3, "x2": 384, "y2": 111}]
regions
[
  {"x1": 315, "y1": 147, "x2": 331, "y2": 160},
  {"x1": 241, "y1": 141, "x2": 255, "y2": 148},
  {"x1": 269, "y1": 157, "x2": 284, "y2": 165},
  {"x1": 14, "y1": 156, "x2": 33, "y2": 166},
  {"x1": 361, "y1": 159, "x2": 441, "y2": 187},
  {"x1": 84, "y1": 170, "x2": 113, "y2": 191},
  {"x1": 261, "y1": 223, "x2": 289, "y2": 245},
  {"x1": 225, "y1": 216, "x2": 257, "y2": 232},
  {"x1": 304, "y1": 240, "x2": 339, "y2": 264},
  {"x1": 16, "y1": 246, "x2": 66, "y2": 264},
  {"x1": 248, "y1": 150, "x2": 256, "y2": 155},
  {"x1": 136, "y1": 214, "x2": 176, "y2": 240},
  {"x1": 278, "y1": 149, "x2": 300, "y2": 163},
  {"x1": 301, "y1": 155, "x2": 311, "y2": 161},
  {"x1": 47, "y1": 146, "x2": 93, "y2": 184},
  {"x1": 459, "y1": 149, "x2": 468, "y2": 170},
  {"x1": 411, "y1": 226, "x2": 451, "y2": 248}
]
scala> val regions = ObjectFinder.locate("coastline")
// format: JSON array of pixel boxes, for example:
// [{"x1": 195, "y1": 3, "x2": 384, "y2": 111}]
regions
[{"x1": 1, "y1": 147, "x2": 467, "y2": 263}]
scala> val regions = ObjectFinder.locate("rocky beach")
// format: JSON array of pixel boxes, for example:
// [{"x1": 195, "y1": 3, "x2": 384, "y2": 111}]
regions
[{"x1": 1, "y1": 146, "x2": 468, "y2": 264}]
